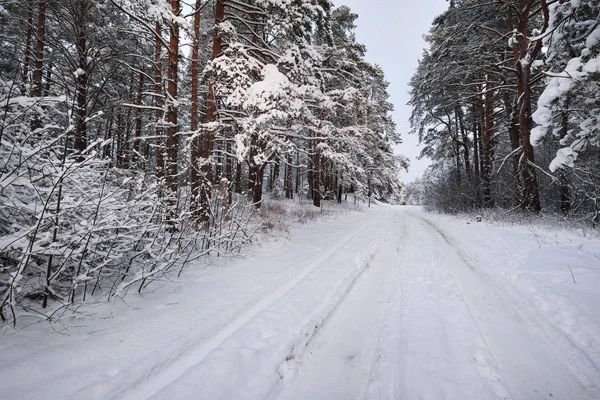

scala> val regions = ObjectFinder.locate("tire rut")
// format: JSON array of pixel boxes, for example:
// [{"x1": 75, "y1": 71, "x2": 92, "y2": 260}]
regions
[{"x1": 119, "y1": 210, "x2": 387, "y2": 400}]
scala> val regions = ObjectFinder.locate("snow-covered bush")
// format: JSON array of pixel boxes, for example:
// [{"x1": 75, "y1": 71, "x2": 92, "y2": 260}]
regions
[{"x1": 0, "y1": 90, "x2": 254, "y2": 326}]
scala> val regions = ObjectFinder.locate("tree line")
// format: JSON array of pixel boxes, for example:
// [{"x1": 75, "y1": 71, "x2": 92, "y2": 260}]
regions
[
  {"x1": 408, "y1": 0, "x2": 599, "y2": 221},
  {"x1": 0, "y1": 0, "x2": 404, "y2": 325}
]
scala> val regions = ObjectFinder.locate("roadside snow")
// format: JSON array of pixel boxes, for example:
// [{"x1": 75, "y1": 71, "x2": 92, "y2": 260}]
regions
[{"x1": 418, "y1": 209, "x2": 600, "y2": 396}]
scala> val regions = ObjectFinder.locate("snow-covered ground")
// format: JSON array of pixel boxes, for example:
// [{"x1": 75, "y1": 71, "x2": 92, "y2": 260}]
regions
[{"x1": 1, "y1": 204, "x2": 600, "y2": 399}]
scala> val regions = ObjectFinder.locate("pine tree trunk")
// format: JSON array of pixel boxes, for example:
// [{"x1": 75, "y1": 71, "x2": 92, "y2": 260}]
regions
[
  {"x1": 477, "y1": 87, "x2": 485, "y2": 179},
  {"x1": 508, "y1": 0, "x2": 544, "y2": 212},
  {"x1": 516, "y1": 60, "x2": 541, "y2": 212},
  {"x1": 30, "y1": 0, "x2": 47, "y2": 131},
  {"x1": 225, "y1": 132, "x2": 232, "y2": 203},
  {"x1": 194, "y1": 0, "x2": 225, "y2": 218},
  {"x1": 457, "y1": 106, "x2": 471, "y2": 176},
  {"x1": 166, "y1": 0, "x2": 181, "y2": 210},
  {"x1": 252, "y1": 164, "x2": 266, "y2": 208},
  {"x1": 204, "y1": 0, "x2": 225, "y2": 175},
  {"x1": 116, "y1": 111, "x2": 125, "y2": 167},
  {"x1": 22, "y1": 2, "x2": 34, "y2": 94},
  {"x1": 133, "y1": 66, "x2": 145, "y2": 165},
  {"x1": 471, "y1": 102, "x2": 480, "y2": 180},
  {"x1": 295, "y1": 149, "x2": 301, "y2": 197},
  {"x1": 120, "y1": 71, "x2": 135, "y2": 169},
  {"x1": 557, "y1": 108, "x2": 571, "y2": 214},
  {"x1": 234, "y1": 160, "x2": 242, "y2": 194},
  {"x1": 247, "y1": 139, "x2": 256, "y2": 199},
  {"x1": 74, "y1": 12, "x2": 89, "y2": 157},
  {"x1": 453, "y1": 138, "x2": 462, "y2": 186},
  {"x1": 154, "y1": 23, "x2": 165, "y2": 186},
  {"x1": 307, "y1": 157, "x2": 314, "y2": 200},
  {"x1": 248, "y1": 164, "x2": 255, "y2": 199},
  {"x1": 312, "y1": 139, "x2": 321, "y2": 208},
  {"x1": 324, "y1": 160, "x2": 331, "y2": 197},
  {"x1": 32, "y1": 0, "x2": 46, "y2": 97},
  {"x1": 482, "y1": 82, "x2": 494, "y2": 208},
  {"x1": 471, "y1": 104, "x2": 482, "y2": 208},
  {"x1": 502, "y1": 90, "x2": 522, "y2": 205},
  {"x1": 285, "y1": 152, "x2": 293, "y2": 199},
  {"x1": 190, "y1": 0, "x2": 208, "y2": 223},
  {"x1": 104, "y1": 108, "x2": 114, "y2": 160},
  {"x1": 272, "y1": 160, "x2": 280, "y2": 191},
  {"x1": 43, "y1": 61, "x2": 51, "y2": 95}
]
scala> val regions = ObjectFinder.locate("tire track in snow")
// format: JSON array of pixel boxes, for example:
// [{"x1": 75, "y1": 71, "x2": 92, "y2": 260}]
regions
[
  {"x1": 274, "y1": 209, "x2": 406, "y2": 400},
  {"x1": 359, "y1": 218, "x2": 406, "y2": 400},
  {"x1": 264, "y1": 243, "x2": 381, "y2": 400},
  {"x1": 420, "y1": 216, "x2": 600, "y2": 388},
  {"x1": 415, "y1": 214, "x2": 600, "y2": 399},
  {"x1": 419, "y1": 215, "x2": 600, "y2": 388},
  {"x1": 117, "y1": 209, "x2": 387, "y2": 400},
  {"x1": 368, "y1": 211, "x2": 507, "y2": 400}
]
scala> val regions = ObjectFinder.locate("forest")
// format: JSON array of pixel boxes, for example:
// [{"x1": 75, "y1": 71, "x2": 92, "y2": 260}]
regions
[
  {"x1": 2, "y1": 1, "x2": 600, "y2": 397},
  {"x1": 2, "y1": 0, "x2": 599, "y2": 326},
  {"x1": 0, "y1": 0, "x2": 404, "y2": 325},
  {"x1": 405, "y1": 0, "x2": 600, "y2": 220}
]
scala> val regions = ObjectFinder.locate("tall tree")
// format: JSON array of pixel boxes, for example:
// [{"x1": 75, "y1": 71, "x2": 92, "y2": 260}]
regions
[
  {"x1": 190, "y1": 0, "x2": 205, "y2": 222},
  {"x1": 31, "y1": 0, "x2": 47, "y2": 97},
  {"x1": 165, "y1": 0, "x2": 180, "y2": 212}
]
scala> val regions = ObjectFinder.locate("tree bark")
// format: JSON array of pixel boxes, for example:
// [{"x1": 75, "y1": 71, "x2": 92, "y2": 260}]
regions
[
  {"x1": 516, "y1": 59, "x2": 541, "y2": 212},
  {"x1": 481, "y1": 81, "x2": 494, "y2": 208},
  {"x1": 285, "y1": 152, "x2": 293, "y2": 199},
  {"x1": 32, "y1": 0, "x2": 46, "y2": 97},
  {"x1": 43, "y1": 61, "x2": 52, "y2": 95},
  {"x1": 154, "y1": 23, "x2": 165, "y2": 186},
  {"x1": 165, "y1": 0, "x2": 181, "y2": 209},
  {"x1": 234, "y1": 160, "x2": 242, "y2": 194},
  {"x1": 506, "y1": 0, "x2": 544, "y2": 212},
  {"x1": 225, "y1": 132, "x2": 232, "y2": 203},
  {"x1": 204, "y1": 0, "x2": 225, "y2": 173},
  {"x1": 116, "y1": 111, "x2": 125, "y2": 167},
  {"x1": 22, "y1": 1, "x2": 34, "y2": 94},
  {"x1": 471, "y1": 102, "x2": 480, "y2": 180},
  {"x1": 119, "y1": 71, "x2": 135, "y2": 168},
  {"x1": 104, "y1": 107, "x2": 114, "y2": 160},
  {"x1": 312, "y1": 138, "x2": 321, "y2": 208},
  {"x1": 74, "y1": 7, "x2": 90, "y2": 157},
  {"x1": 453, "y1": 138, "x2": 462, "y2": 186},
  {"x1": 190, "y1": 0, "x2": 208, "y2": 223},
  {"x1": 132, "y1": 66, "x2": 145, "y2": 165},
  {"x1": 193, "y1": 0, "x2": 225, "y2": 218},
  {"x1": 271, "y1": 159, "x2": 280, "y2": 191},
  {"x1": 252, "y1": 163, "x2": 266, "y2": 207},
  {"x1": 457, "y1": 106, "x2": 471, "y2": 176},
  {"x1": 503, "y1": 90, "x2": 522, "y2": 203},
  {"x1": 558, "y1": 109, "x2": 571, "y2": 214}
]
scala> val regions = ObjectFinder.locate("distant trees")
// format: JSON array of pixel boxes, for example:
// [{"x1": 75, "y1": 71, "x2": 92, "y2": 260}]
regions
[
  {"x1": 409, "y1": 0, "x2": 600, "y2": 221},
  {"x1": 0, "y1": 1, "x2": 403, "y2": 325}
]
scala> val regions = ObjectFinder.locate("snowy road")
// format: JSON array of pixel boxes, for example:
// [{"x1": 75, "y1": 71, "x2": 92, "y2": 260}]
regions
[
  {"x1": 275, "y1": 208, "x2": 599, "y2": 400},
  {"x1": 2, "y1": 205, "x2": 600, "y2": 399}
]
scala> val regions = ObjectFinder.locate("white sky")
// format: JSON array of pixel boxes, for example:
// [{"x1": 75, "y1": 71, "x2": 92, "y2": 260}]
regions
[{"x1": 333, "y1": 0, "x2": 449, "y2": 183}]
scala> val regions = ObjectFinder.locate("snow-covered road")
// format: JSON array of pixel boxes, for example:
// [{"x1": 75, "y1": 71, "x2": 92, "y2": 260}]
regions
[
  {"x1": 2, "y1": 205, "x2": 600, "y2": 399},
  {"x1": 276, "y1": 208, "x2": 599, "y2": 400}
]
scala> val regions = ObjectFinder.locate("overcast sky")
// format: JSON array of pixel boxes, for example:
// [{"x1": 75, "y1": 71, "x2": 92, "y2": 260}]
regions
[{"x1": 333, "y1": 0, "x2": 449, "y2": 183}]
